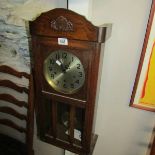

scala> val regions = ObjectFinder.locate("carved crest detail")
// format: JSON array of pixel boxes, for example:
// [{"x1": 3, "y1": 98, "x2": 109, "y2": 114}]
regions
[{"x1": 51, "y1": 16, "x2": 73, "y2": 32}]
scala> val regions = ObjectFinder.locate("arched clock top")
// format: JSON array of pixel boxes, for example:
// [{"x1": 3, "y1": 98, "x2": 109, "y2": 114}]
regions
[{"x1": 29, "y1": 8, "x2": 106, "y2": 42}]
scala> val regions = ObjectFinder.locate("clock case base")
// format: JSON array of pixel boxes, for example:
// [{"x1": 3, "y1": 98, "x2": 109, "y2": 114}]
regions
[
  {"x1": 42, "y1": 134, "x2": 98, "y2": 155},
  {"x1": 30, "y1": 8, "x2": 108, "y2": 155}
]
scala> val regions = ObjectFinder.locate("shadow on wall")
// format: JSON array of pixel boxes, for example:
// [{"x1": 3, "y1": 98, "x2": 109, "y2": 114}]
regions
[{"x1": 146, "y1": 125, "x2": 155, "y2": 155}]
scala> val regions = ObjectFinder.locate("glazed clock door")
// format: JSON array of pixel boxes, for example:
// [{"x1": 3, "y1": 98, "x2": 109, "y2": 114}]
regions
[{"x1": 33, "y1": 37, "x2": 94, "y2": 150}]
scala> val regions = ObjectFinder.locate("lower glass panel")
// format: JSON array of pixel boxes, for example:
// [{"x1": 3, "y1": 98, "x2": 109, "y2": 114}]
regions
[
  {"x1": 56, "y1": 102, "x2": 85, "y2": 146},
  {"x1": 42, "y1": 99, "x2": 86, "y2": 146},
  {"x1": 74, "y1": 107, "x2": 85, "y2": 146},
  {"x1": 56, "y1": 102, "x2": 70, "y2": 142}
]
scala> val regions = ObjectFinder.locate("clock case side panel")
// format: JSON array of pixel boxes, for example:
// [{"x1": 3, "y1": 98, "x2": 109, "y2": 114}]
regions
[
  {"x1": 83, "y1": 26, "x2": 108, "y2": 151},
  {"x1": 83, "y1": 43, "x2": 104, "y2": 152},
  {"x1": 31, "y1": 36, "x2": 47, "y2": 139}
]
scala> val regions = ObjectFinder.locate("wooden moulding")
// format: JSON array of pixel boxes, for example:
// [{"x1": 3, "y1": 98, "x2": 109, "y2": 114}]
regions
[
  {"x1": 0, "y1": 94, "x2": 28, "y2": 108},
  {"x1": 0, "y1": 107, "x2": 27, "y2": 120},
  {"x1": 43, "y1": 134, "x2": 98, "y2": 155},
  {"x1": 0, "y1": 65, "x2": 34, "y2": 155},
  {"x1": 0, "y1": 65, "x2": 29, "y2": 79},
  {"x1": 30, "y1": 8, "x2": 107, "y2": 43},
  {"x1": 0, "y1": 119, "x2": 26, "y2": 133},
  {"x1": 0, "y1": 80, "x2": 28, "y2": 93}
]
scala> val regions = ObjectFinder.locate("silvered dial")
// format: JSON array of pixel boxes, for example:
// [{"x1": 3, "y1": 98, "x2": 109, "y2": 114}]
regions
[{"x1": 44, "y1": 50, "x2": 85, "y2": 94}]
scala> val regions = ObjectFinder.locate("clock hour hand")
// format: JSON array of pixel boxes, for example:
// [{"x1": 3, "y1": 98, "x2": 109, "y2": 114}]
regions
[
  {"x1": 65, "y1": 62, "x2": 71, "y2": 71},
  {"x1": 56, "y1": 60, "x2": 62, "y2": 66},
  {"x1": 56, "y1": 60, "x2": 66, "y2": 73}
]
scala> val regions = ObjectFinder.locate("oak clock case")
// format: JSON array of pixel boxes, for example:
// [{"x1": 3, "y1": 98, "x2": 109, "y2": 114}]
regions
[{"x1": 30, "y1": 8, "x2": 107, "y2": 155}]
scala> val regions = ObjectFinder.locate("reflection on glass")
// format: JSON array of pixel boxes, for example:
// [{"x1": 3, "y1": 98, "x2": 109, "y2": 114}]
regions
[
  {"x1": 57, "y1": 102, "x2": 70, "y2": 142},
  {"x1": 56, "y1": 102, "x2": 85, "y2": 146},
  {"x1": 74, "y1": 108, "x2": 85, "y2": 146}
]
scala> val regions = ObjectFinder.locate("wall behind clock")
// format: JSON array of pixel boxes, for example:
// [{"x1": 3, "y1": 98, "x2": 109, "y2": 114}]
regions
[
  {"x1": 90, "y1": 0, "x2": 155, "y2": 155},
  {"x1": 69, "y1": 0, "x2": 155, "y2": 154},
  {"x1": 67, "y1": 1, "x2": 155, "y2": 155},
  {"x1": 0, "y1": 0, "x2": 155, "y2": 155}
]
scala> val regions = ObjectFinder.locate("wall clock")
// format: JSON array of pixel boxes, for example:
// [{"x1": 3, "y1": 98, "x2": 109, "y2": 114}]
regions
[
  {"x1": 43, "y1": 50, "x2": 85, "y2": 94},
  {"x1": 30, "y1": 8, "x2": 108, "y2": 155}
]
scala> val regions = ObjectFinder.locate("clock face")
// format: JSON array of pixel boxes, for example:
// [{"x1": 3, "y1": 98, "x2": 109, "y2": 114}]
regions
[{"x1": 43, "y1": 50, "x2": 85, "y2": 94}]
